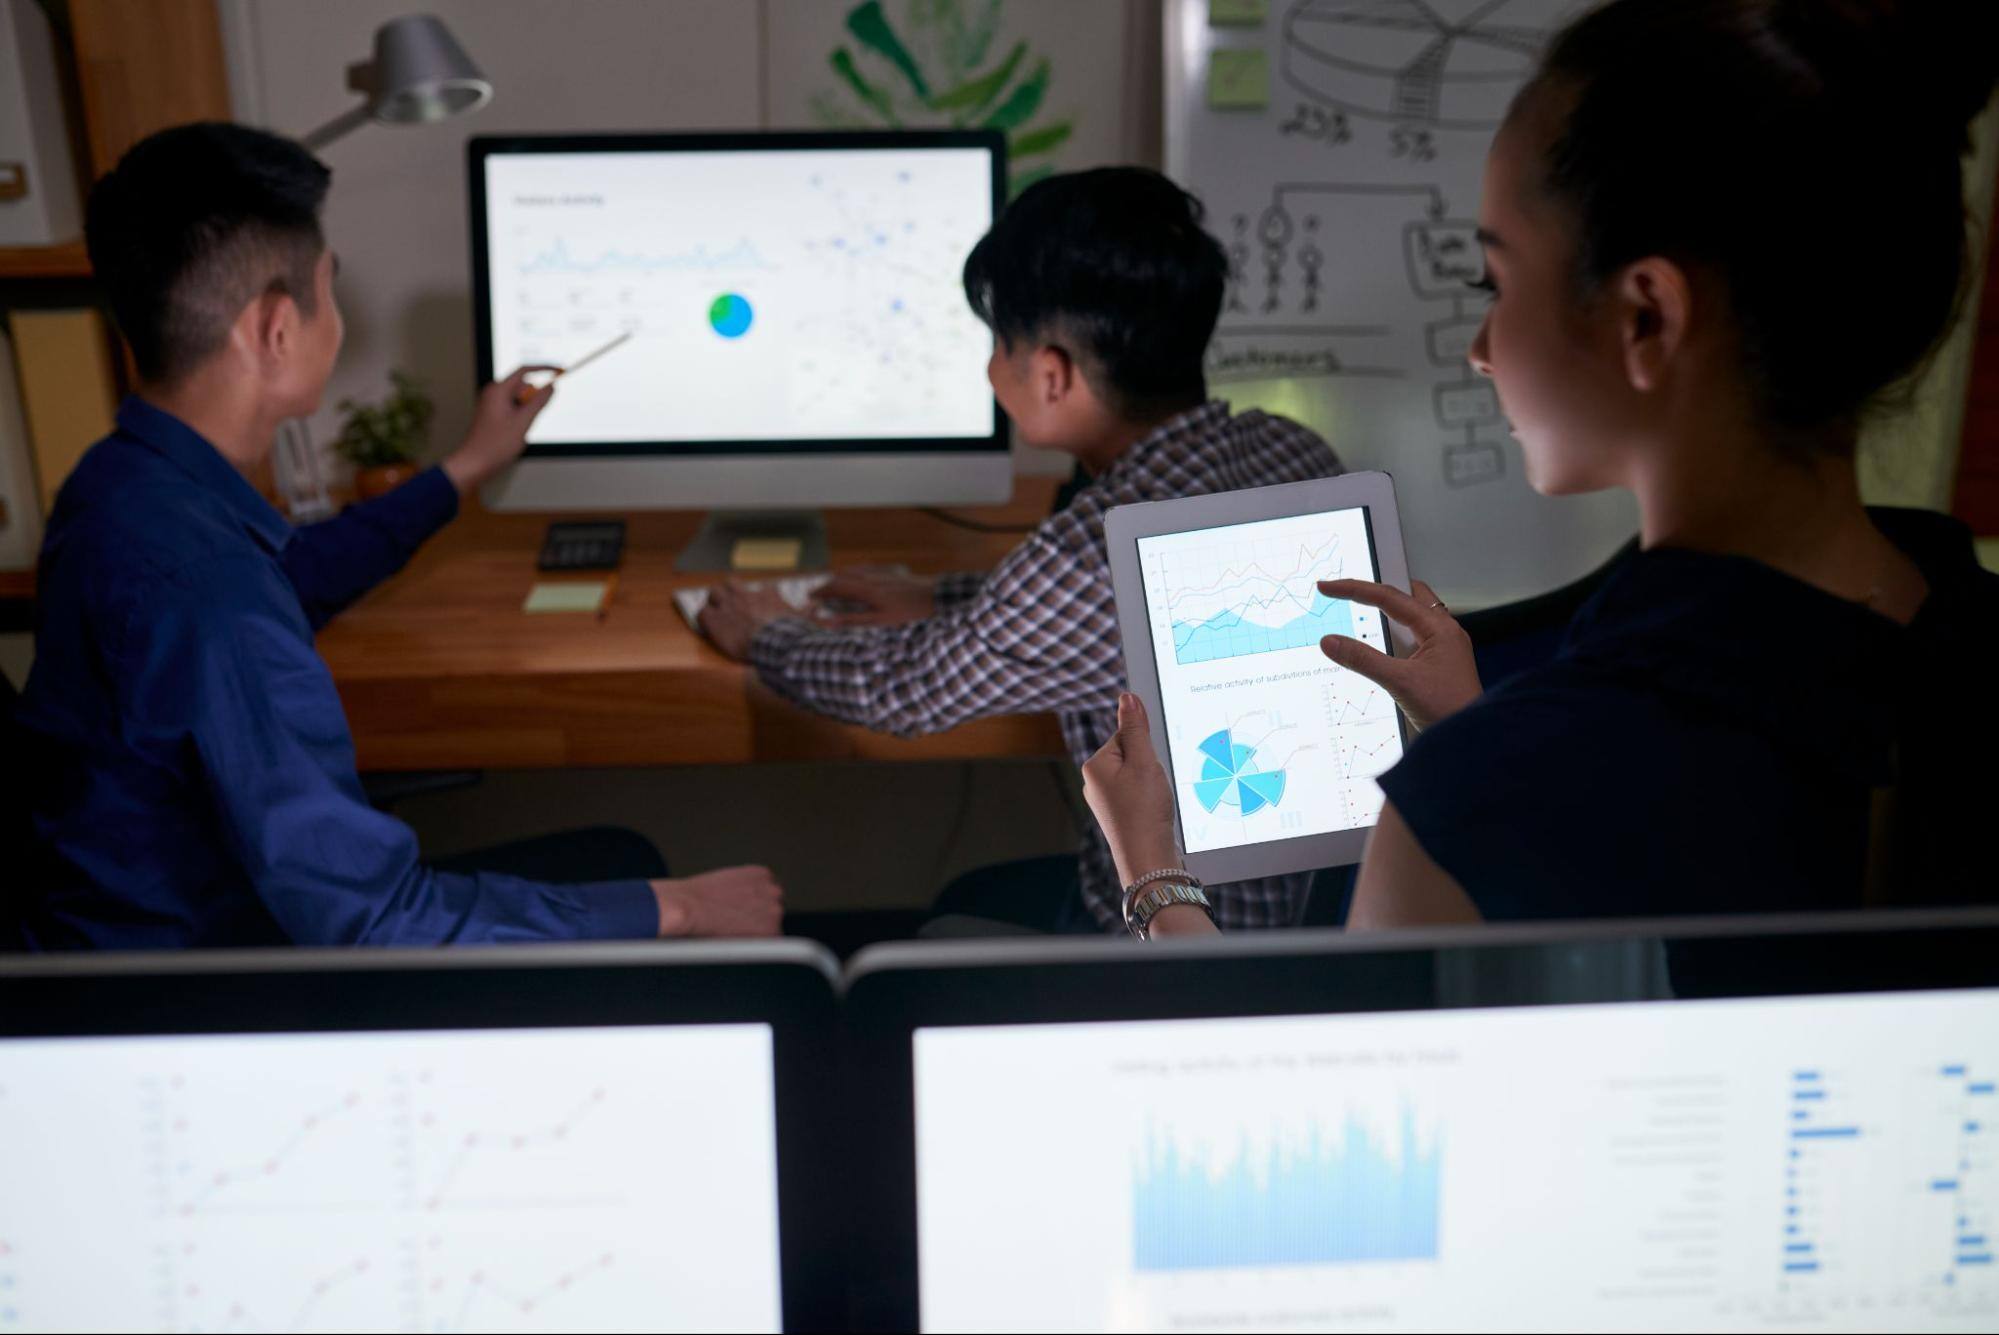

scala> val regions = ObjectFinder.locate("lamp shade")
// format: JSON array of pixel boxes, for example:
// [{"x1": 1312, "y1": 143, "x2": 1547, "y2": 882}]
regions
[{"x1": 365, "y1": 14, "x2": 491, "y2": 125}]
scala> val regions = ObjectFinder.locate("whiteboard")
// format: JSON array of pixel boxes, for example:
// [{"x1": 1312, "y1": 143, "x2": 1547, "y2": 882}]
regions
[{"x1": 1165, "y1": 0, "x2": 1636, "y2": 607}]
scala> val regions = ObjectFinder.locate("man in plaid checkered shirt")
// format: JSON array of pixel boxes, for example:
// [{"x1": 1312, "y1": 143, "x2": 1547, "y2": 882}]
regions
[{"x1": 702, "y1": 168, "x2": 1341, "y2": 931}]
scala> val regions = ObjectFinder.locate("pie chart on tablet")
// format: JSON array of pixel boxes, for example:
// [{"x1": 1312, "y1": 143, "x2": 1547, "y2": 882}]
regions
[{"x1": 1191, "y1": 729, "x2": 1288, "y2": 815}]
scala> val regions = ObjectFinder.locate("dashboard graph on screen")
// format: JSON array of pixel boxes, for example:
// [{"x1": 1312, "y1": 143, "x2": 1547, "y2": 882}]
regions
[
  {"x1": 1139, "y1": 505, "x2": 1405, "y2": 852},
  {"x1": 914, "y1": 990, "x2": 1999, "y2": 1332},
  {"x1": 483, "y1": 147, "x2": 997, "y2": 447},
  {"x1": 1158, "y1": 528, "x2": 1360, "y2": 666},
  {"x1": 0, "y1": 1026, "x2": 782, "y2": 1332},
  {"x1": 1133, "y1": 1109, "x2": 1442, "y2": 1271}
]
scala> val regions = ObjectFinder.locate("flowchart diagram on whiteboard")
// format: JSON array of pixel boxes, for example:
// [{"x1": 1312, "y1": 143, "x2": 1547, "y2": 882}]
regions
[{"x1": 1168, "y1": 0, "x2": 1636, "y2": 605}]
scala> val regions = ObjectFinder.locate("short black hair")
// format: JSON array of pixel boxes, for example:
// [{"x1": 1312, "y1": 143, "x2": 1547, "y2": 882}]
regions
[
  {"x1": 963, "y1": 167, "x2": 1226, "y2": 420},
  {"x1": 85, "y1": 122, "x2": 332, "y2": 384},
  {"x1": 1528, "y1": 0, "x2": 1999, "y2": 446}
]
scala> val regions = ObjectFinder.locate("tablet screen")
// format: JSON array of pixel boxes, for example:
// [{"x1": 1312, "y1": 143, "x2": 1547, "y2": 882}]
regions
[{"x1": 1136, "y1": 506, "x2": 1405, "y2": 855}]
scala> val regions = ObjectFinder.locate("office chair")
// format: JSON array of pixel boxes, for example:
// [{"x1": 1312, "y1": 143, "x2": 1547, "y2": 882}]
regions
[{"x1": 1, "y1": 666, "x2": 28, "y2": 949}]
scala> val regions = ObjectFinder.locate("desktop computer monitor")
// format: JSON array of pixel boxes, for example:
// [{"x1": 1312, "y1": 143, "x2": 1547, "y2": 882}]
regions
[
  {"x1": 0, "y1": 941, "x2": 842, "y2": 1332},
  {"x1": 844, "y1": 912, "x2": 1999, "y2": 1333},
  {"x1": 469, "y1": 130, "x2": 1010, "y2": 559}
]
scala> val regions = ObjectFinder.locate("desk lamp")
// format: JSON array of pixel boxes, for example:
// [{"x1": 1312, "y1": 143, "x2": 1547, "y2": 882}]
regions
[{"x1": 299, "y1": 15, "x2": 493, "y2": 152}]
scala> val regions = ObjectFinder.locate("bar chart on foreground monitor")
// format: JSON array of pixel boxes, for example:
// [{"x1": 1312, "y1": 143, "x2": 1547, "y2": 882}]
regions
[{"x1": 912, "y1": 992, "x2": 1999, "y2": 1332}]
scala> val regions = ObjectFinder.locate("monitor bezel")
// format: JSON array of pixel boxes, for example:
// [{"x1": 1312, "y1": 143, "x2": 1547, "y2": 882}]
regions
[
  {"x1": 468, "y1": 128, "x2": 1010, "y2": 459},
  {"x1": 838, "y1": 910, "x2": 1999, "y2": 1332},
  {"x1": 0, "y1": 940, "x2": 845, "y2": 1333}
]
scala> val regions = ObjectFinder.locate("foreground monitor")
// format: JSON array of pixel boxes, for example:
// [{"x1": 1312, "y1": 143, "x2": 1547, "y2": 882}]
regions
[
  {"x1": 0, "y1": 941, "x2": 841, "y2": 1332},
  {"x1": 470, "y1": 130, "x2": 1010, "y2": 513},
  {"x1": 845, "y1": 912, "x2": 1999, "y2": 1333}
]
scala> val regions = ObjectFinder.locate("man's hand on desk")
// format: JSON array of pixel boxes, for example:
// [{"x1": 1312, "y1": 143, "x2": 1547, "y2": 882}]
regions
[
  {"x1": 651, "y1": 866, "x2": 784, "y2": 938},
  {"x1": 441, "y1": 366, "x2": 559, "y2": 495},
  {"x1": 699, "y1": 582, "x2": 800, "y2": 662},
  {"x1": 809, "y1": 567, "x2": 938, "y2": 627}
]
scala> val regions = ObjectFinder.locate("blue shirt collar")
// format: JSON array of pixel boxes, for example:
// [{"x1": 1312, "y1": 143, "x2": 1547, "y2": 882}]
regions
[{"x1": 116, "y1": 396, "x2": 292, "y2": 553}]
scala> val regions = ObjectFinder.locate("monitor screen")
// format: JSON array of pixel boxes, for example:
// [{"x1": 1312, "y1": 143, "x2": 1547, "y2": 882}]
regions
[
  {"x1": 0, "y1": 1023, "x2": 781, "y2": 1332},
  {"x1": 474, "y1": 135, "x2": 1000, "y2": 453},
  {"x1": 1135, "y1": 504, "x2": 1402, "y2": 854},
  {"x1": 914, "y1": 988, "x2": 1999, "y2": 1332}
]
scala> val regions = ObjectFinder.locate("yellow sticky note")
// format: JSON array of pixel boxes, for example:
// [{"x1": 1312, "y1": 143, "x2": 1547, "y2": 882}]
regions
[
  {"x1": 1209, "y1": 0, "x2": 1266, "y2": 26},
  {"x1": 523, "y1": 581, "x2": 608, "y2": 613},
  {"x1": 731, "y1": 537, "x2": 803, "y2": 571},
  {"x1": 1207, "y1": 49, "x2": 1269, "y2": 110}
]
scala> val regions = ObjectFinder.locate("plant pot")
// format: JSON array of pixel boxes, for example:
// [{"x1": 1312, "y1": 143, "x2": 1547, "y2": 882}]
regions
[{"x1": 353, "y1": 463, "x2": 419, "y2": 501}]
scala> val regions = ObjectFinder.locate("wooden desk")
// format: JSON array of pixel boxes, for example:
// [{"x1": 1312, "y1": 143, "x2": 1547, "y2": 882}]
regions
[{"x1": 316, "y1": 480, "x2": 1068, "y2": 772}]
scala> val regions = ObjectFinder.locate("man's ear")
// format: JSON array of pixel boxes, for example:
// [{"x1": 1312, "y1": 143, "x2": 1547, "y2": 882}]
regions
[
  {"x1": 1616, "y1": 256, "x2": 1692, "y2": 395},
  {"x1": 1031, "y1": 342, "x2": 1077, "y2": 406},
  {"x1": 230, "y1": 284, "x2": 299, "y2": 376}
]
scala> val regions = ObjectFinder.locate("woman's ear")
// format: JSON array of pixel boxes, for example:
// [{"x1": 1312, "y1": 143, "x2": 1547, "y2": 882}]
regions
[{"x1": 1617, "y1": 256, "x2": 1692, "y2": 394}]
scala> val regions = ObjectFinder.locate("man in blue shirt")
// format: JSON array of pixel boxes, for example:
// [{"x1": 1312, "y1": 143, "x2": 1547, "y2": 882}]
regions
[{"x1": 13, "y1": 123, "x2": 782, "y2": 948}]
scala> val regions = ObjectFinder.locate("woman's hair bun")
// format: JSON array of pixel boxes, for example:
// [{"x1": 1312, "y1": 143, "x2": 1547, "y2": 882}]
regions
[{"x1": 1779, "y1": 0, "x2": 1999, "y2": 152}]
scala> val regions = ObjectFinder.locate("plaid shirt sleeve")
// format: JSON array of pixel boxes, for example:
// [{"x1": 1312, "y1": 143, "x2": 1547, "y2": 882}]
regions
[
  {"x1": 933, "y1": 571, "x2": 986, "y2": 610},
  {"x1": 750, "y1": 527, "x2": 1123, "y2": 739}
]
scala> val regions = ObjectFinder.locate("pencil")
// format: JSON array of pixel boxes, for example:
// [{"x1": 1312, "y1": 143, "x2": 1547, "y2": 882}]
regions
[
  {"x1": 597, "y1": 571, "x2": 619, "y2": 622},
  {"x1": 516, "y1": 330, "x2": 634, "y2": 404}
]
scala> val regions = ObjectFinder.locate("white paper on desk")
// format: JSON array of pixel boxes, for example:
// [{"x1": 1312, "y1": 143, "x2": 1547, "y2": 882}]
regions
[{"x1": 673, "y1": 566, "x2": 914, "y2": 632}]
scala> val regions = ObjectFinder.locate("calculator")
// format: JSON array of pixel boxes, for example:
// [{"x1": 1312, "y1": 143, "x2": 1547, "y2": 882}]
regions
[{"x1": 537, "y1": 520, "x2": 626, "y2": 571}]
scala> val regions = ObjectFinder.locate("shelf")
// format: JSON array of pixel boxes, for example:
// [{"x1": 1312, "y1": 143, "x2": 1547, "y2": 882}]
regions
[{"x1": 0, "y1": 239, "x2": 91, "y2": 280}]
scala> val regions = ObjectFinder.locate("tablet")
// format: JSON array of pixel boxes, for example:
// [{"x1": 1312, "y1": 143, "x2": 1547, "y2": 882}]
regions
[{"x1": 1105, "y1": 472, "x2": 1411, "y2": 885}]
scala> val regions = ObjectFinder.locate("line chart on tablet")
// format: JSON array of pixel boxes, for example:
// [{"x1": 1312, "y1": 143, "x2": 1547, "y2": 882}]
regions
[{"x1": 1150, "y1": 527, "x2": 1372, "y2": 667}]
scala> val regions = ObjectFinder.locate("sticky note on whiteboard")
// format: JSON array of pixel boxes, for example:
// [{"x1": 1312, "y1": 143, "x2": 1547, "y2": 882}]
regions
[
  {"x1": 1207, "y1": 49, "x2": 1269, "y2": 110},
  {"x1": 1209, "y1": 0, "x2": 1267, "y2": 25}
]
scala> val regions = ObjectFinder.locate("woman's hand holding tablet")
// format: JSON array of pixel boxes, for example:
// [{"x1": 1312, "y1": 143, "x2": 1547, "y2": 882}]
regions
[{"x1": 1099, "y1": 472, "x2": 1420, "y2": 888}]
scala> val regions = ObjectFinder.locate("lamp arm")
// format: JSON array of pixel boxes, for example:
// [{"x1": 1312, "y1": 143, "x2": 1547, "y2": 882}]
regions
[{"x1": 298, "y1": 103, "x2": 372, "y2": 152}]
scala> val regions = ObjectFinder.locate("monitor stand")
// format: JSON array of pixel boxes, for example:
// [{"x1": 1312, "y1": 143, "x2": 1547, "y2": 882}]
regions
[{"x1": 674, "y1": 510, "x2": 831, "y2": 573}]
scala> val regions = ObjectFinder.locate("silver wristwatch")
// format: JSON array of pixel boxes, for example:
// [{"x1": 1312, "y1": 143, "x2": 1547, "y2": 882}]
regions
[{"x1": 1122, "y1": 878, "x2": 1212, "y2": 940}]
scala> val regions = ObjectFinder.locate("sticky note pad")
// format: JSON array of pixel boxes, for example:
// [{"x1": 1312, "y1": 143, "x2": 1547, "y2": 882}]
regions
[
  {"x1": 523, "y1": 581, "x2": 609, "y2": 613},
  {"x1": 731, "y1": 537, "x2": 803, "y2": 571},
  {"x1": 1207, "y1": 49, "x2": 1269, "y2": 110},
  {"x1": 1209, "y1": 0, "x2": 1266, "y2": 26}
]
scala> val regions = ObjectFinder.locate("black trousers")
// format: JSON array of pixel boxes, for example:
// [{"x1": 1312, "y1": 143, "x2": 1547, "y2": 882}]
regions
[{"x1": 926, "y1": 854, "x2": 1104, "y2": 934}]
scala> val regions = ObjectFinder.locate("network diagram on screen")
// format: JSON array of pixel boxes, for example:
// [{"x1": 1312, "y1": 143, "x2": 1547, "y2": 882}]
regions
[
  {"x1": 482, "y1": 147, "x2": 996, "y2": 447},
  {"x1": 1137, "y1": 506, "x2": 1403, "y2": 855}
]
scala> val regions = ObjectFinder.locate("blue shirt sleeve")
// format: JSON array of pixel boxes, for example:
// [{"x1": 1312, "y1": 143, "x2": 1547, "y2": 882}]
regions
[
  {"x1": 280, "y1": 465, "x2": 459, "y2": 630},
  {"x1": 113, "y1": 552, "x2": 658, "y2": 945}
]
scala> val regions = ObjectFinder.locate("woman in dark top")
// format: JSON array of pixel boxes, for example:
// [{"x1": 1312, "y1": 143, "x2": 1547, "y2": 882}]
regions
[{"x1": 1084, "y1": 0, "x2": 1999, "y2": 934}]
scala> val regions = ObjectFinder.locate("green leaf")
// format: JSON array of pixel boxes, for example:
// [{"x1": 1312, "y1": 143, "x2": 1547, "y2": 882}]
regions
[
  {"x1": 1008, "y1": 120, "x2": 1072, "y2": 159},
  {"x1": 960, "y1": 0, "x2": 1003, "y2": 70},
  {"x1": 980, "y1": 59, "x2": 1049, "y2": 132},
  {"x1": 928, "y1": 41, "x2": 1025, "y2": 116},
  {"x1": 846, "y1": 0, "x2": 930, "y2": 100},
  {"x1": 829, "y1": 47, "x2": 898, "y2": 125}
]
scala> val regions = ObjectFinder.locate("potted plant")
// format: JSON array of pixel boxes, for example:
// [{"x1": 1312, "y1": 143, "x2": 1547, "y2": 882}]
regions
[{"x1": 335, "y1": 371, "x2": 434, "y2": 500}]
